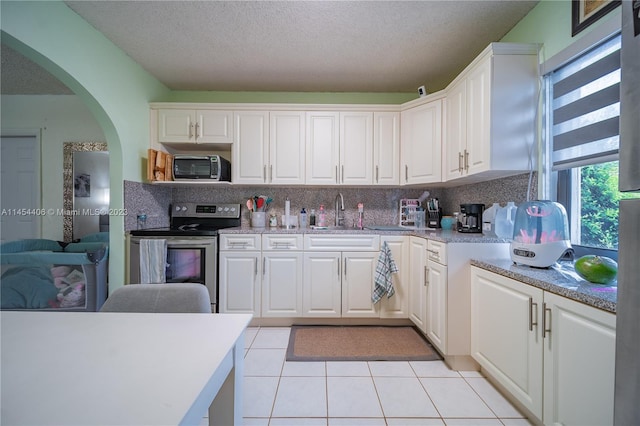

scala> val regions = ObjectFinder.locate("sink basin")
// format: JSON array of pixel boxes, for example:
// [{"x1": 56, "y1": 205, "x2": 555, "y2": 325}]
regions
[{"x1": 365, "y1": 225, "x2": 409, "y2": 231}]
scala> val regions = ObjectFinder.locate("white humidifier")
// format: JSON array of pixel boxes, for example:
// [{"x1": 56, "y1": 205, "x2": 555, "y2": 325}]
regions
[{"x1": 510, "y1": 201, "x2": 573, "y2": 268}]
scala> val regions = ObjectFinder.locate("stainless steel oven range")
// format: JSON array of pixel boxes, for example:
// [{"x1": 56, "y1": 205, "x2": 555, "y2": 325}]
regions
[{"x1": 128, "y1": 203, "x2": 241, "y2": 312}]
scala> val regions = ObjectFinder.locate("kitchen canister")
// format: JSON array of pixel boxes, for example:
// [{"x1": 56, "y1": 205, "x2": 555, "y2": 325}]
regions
[
  {"x1": 440, "y1": 216, "x2": 455, "y2": 230},
  {"x1": 251, "y1": 212, "x2": 266, "y2": 228}
]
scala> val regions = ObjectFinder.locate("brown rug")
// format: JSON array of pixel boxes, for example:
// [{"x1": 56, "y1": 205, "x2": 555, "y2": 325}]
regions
[{"x1": 286, "y1": 325, "x2": 442, "y2": 362}]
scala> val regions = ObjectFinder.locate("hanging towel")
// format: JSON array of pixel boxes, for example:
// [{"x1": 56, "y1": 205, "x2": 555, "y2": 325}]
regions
[
  {"x1": 372, "y1": 241, "x2": 398, "y2": 304},
  {"x1": 139, "y1": 239, "x2": 167, "y2": 284}
]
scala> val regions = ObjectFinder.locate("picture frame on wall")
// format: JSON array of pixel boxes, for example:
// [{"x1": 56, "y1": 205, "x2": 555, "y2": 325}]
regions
[{"x1": 572, "y1": 0, "x2": 621, "y2": 36}]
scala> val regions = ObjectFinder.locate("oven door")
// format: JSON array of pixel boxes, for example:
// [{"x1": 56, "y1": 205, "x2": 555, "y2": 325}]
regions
[{"x1": 128, "y1": 236, "x2": 217, "y2": 312}]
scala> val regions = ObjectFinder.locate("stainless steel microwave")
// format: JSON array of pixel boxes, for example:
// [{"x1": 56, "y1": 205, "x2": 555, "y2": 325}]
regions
[{"x1": 173, "y1": 155, "x2": 231, "y2": 181}]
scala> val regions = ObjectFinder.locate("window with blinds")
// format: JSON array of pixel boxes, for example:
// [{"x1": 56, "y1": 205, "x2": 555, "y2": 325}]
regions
[{"x1": 550, "y1": 34, "x2": 621, "y2": 170}]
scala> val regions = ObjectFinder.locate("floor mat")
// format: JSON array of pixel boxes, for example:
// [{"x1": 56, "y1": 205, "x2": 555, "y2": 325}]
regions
[{"x1": 286, "y1": 325, "x2": 443, "y2": 361}]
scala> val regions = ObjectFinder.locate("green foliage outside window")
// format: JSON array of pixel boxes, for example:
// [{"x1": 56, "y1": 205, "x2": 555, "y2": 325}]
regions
[{"x1": 580, "y1": 162, "x2": 639, "y2": 249}]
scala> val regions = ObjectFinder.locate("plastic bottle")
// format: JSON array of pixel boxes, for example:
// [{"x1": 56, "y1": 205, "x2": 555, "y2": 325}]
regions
[
  {"x1": 300, "y1": 208, "x2": 307, "y2": 228},
  {"x1": 309, "y1": 209, "x2": 316, "y2": 226},
  {"x1": 495, "y1": 201, "x2": 517, "y2": 239},
  {"x1": 357, "y1": 203, "x2": 364, "y2": 229},
  {"x1": 482, "y1": 203, "x2": 501, "y2": 236},
  {"x1": 318, "y1": 205, "x2": 326, "y2": 227}
]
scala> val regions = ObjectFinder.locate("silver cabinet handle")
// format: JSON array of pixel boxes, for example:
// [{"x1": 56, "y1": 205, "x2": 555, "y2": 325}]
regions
[
  {"x1": 195, "y1": 122, "x2": 201, "y2": 140},
  {"x1": 272, "y1": 242, "x2": 292, "y2": 249},
  {"x1": 270, "y1": 165, "x2": 273, "y2": 182},
  {"x1": 189, "y1": 122, "x2": 194, "y2": 139},
  {"x1": 229, "y1": 241, "x2": 249, "y2": 249},
  {"x1": 464, "y1": 149, "x2": 469, "y2": 172},
  {"x1": 335, "y1": 165, "x2": 339, "y2": 184},
  {"x1": 337, "y1": 258, "x2": 341, "y2": 276},
  {"x1": 427, "y1": 249, "x2": 440, "y2": 260},
  {"x1": 254, "y1": 258, "x2": 258, "y2": 276},
  {"x1": 458, "y1": 152, "x2": 464, "y2": 172},
  {"x1": 263, "y1": 165, "x2": 267, "y2": 182},
  {"x1": 424, "y1": 266, "x2": 429, "y2": 286},
  {"x1": 343, "y1": 258, "x2": 347, "y2": 277},
  {"x1": 529, "y1": 297, "x2": 538, "y2": 331},
  {"x1": 542, "y1": 302, "x2": 551, "y2": 338},
  {"x1": 405, "y1": 165, "x2": 408, "y2": 182},
  {"x1": 341, "y1": 165, "x2": 344, "y2": 183},
  {"x1": 375, "y1": 165, "x2": 379, "y2": 183},
  {"x1": 263, "y1": 257, "x2": 266, "y2": 276}
]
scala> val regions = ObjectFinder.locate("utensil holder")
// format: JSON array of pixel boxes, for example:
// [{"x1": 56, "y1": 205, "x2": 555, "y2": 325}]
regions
[
  {"x1": 428, "y1": 209, "x2": 442, "y2": 228},
  {"x1": 250, "y1": 212, "x2": 266, "y2": 228}
]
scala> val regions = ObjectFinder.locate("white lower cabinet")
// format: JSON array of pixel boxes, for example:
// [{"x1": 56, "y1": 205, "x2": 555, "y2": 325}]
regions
[
  {"x1": 219, "y1": 250, "x2": 261, "y2": 315},
  {"x1": 471, "y1": 266, "x2": 616, "y2": 425},
  {"x1": 262, "y1": 251, "x2": 303, "y2": 317},
  {"x1": 379, "y1": 236, "x2": 409, "y2": 318},
  {"x1": 426, "y1": 258, "x2": 447, "y2": 353},
  {"x1": 341, "y1": 252, "x2": 378, "y2": 317},
  {"x1": 408, "y1": 236, "x2": 428, "y2": 331},
  {"x1": 303, "y1": 252, "x2": 341, "y2": 317}
]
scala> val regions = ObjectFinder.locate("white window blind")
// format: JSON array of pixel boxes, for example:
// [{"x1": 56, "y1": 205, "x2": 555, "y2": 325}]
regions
[{"x1": 551, "y1": 35, "x2": 621, "y2": 170}]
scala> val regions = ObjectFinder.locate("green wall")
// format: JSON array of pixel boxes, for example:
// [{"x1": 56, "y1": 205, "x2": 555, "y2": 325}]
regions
[{"x1": 501, "y1": 0, "x2": 621, "y2": 62}]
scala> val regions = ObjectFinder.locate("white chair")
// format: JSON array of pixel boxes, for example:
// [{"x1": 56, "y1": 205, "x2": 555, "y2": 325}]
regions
[{"x1": 100, "y1": 283, "x2": 211, "y2": 313}]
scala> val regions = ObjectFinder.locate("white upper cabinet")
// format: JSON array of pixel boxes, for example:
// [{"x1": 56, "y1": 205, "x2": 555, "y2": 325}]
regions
[
  {"x1": 158, "y1": 109, "x2": 233, "y2": 144},
  {"x1": 400, "y1": 99, "x2": 443, "y2": 185},
  {"x1": 373, "y1": 112, "x2": 400, "y2": 185},
  {"x1": 306, "y1": 112, "x2": 340, "y2": 185},
  {"x1": 232, "y1": 111, "x2": 269, "y2": 184},
  {"x1": 443, "y1": 43, "x2": 539, "y2": 183},
  {"x1": 270, "y1": 111, "x2": 306, "y2": 185},
  {"x1": 340, "y1": 112, "x2": 373, "y2": 185}
]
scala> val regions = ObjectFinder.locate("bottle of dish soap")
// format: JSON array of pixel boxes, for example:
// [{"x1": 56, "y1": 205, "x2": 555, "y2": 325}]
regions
[
  {"x1": 300, "y1": 208, "x2": 307, "y2": 228},
  {"x1": 318, "y1": 205, "x2": 326, "y2": 227},
  {"x1": 309, "y1": 209, "x2": 316, "y2": 226}
]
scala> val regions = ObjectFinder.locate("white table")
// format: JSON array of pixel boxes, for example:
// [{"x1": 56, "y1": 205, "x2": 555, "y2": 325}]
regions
[{"x1": 1, "y1": 311, "x2": 252, "y2": 425}]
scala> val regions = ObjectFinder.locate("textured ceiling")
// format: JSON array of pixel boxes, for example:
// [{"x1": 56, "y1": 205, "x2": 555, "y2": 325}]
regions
[{"x1": 2, "y1": 1, "x2": 538, "y2": 95}]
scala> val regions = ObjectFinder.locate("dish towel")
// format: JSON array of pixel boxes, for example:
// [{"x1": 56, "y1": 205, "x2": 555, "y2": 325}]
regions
[
  {"x1": 139, "y1": 239, "x2": 167, "y2": 284},
  {"x1": 372, "y1": 241, "x2": 398, "y2": 303}
]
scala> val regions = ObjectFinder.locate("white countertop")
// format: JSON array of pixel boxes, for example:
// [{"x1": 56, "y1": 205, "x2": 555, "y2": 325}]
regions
[{"x1": 1, "y1": 311, "x2": 252, "y2": 425}]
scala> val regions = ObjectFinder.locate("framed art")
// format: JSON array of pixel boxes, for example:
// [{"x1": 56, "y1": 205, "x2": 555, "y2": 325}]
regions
[{"x1": 572, "y1": 0, "x2": 621, "y2": 36}]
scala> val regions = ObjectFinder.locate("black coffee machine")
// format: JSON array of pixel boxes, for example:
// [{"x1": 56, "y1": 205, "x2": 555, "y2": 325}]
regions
[{"x1": 457, "y1": 204, "x2": 485, "y2": 233}]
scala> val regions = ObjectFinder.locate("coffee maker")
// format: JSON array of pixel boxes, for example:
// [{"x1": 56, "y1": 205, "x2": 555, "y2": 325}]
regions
[{"x1": 457, "y1": 204, "x2": 485, "y2": 233}]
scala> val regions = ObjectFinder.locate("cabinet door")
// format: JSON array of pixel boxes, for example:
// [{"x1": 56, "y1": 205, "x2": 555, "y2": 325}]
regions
[
  {"x1": 400, "y1": 100, "x2": 442, "y2": 185},
  {"x1": 444, "y1": 80, "x2": 466, "y2": 181},
  {"x1": 470, "y1": 267, "x2": 543, "y2": 418},
  {"x1": 306, "y1": 112, "x2": 339, "y2": 185},
  {"x1": 408, "y1": 237, "x2": 427, "y2": 331},
  {"x1": 232, "y1": 111, "x2": 269, "y2": 184},
  {"x1": 303, "y1": 252, "x2": 341, "y2": 317},
  {"x1": 196, "y1": 110, "x2": 233, "y2": 144},
  {"x1": 373, "y1": 112, "x2": 400, "y2": 185},
  {"x1": 342, "y1": 252, "x2": 378, "y2": 318},
  {"x1": 262, "y1": 252, "x2": 303, "y2": 317},
  {"x1": 426, "y1": 260, "x2": 447, "y2": 353},
  {"x1": 543, "y1": 292, "x2": 616, "y2": 426},
  {"x1": 158, "y1": 109, "x2": 195, "y2": 143},
  {"x1": 340, "y1": 112, "x2": 373, "y2": 185},
  {"x1": 219, "y1": 251, "x2": 261, "y2": 316},
  {"x1": 270, "y1": 111, "x2": 305, "y2": 185},
  {"x1": 379, "y1": 236, "x2": 408, "y2": 319},
  {"x1": 465, "y1": 57, "x2": 492, "y2": 176}
]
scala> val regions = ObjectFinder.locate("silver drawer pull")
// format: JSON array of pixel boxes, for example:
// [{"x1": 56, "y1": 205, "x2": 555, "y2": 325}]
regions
[
  {"x1": 229, "y1": 241, "x2": 249, "y2": 249},
  {"x1": 272, "y1": 242, "x2": 292, "y2": 249}
]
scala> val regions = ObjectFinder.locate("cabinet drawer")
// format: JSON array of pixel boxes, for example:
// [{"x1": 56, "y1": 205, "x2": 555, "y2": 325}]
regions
[
  {"x1": 427, "y1": 239, "x2": 447, "y2": 265},
  {"x1": 304, "y1": 234, "x2": 380, "y2": 251},
  {"x1": 220, "y1": 234, "x2": 261, "y2": 250},
  {"x1": 263, "y1": 234, "x2": 303, "y2": 250}
]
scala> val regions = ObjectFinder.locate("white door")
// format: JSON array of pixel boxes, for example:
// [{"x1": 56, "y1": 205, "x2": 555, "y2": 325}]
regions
[
  {"x1": 158, "y1": 109, "x2": 195, "y2": 143},
  {"x1": 466, "y1": 58, "x2": 492, "y2": 176},
  {"x1": 379, "y1": 236, "x2": 408, "y2": 318},
  {"x1": 303, "y1": 252, "x2": 341, "y2": 317},
  {"x1": 262, "y1": 252, "x2": 303, "y2": 317},
  {"x1": 341, "y1": 252, "x2": 378, "y2": 318},
  {"x1": 444, "y1": 80, "x2": 466, "y2": 181},
  {"x1": 232, "y1": 111, "x2": 269, "y2": 184},
  {"x1": 218, "y1": 251, "x2": 261, "y2": 315},
  {"x1": 197, "y1": 110, "x2": 234, "y2": 144},
  {"x1": 270, "y1": 111, "x2": 305, "y2": 185},
  {"x1": 543, "y1": 292, "x2": 616, "y2": 426},
  {"x1": 373, "y1": 112, "x2": 400, "y2": 185},
  {"x1": 0, "y1": 135, "x2": 41, "y2": 242},
  {"x1": 470, "y1": 267, "x2": 543, "y2": 419},
  {"x1": 340, "y1": 112, "x2": 373, "y2": 185},
  {"x1": 408, "y1": 237, "x2": 427, "y2": 331},
  {"x1": 426, "y1": 260, "x2": 447, "y2": 353},
  {"x1": 400, "y1": 100, "x2": 442, "y2": 185},
  {"x1": 306, "y1": 112, "x2": 339, "y2": 185}
]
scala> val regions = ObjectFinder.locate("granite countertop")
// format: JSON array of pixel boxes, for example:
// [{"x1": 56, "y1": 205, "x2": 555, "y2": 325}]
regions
[
  {"x1": 470, "y1": 258, "x2": 617, "y2": 313},
  {"x1": 218, "y1": 225, "x2": 509, "y2": 244}
]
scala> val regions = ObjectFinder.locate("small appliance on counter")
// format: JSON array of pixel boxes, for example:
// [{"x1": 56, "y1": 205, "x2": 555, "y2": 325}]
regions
[
  {"x1": 457, "y1": 204, "x2": 484, "y2": 233},
  {"x1": 510, "y1": 200, "x2": 573, "y2": 268},
  {"x1": 426, "y1": 198, "x2": 442, "y2": 228}
]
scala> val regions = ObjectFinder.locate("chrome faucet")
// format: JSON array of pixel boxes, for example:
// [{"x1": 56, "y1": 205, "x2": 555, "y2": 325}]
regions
[{"x1": 335, "y1": 193, "x2": 345, "y2": 227}]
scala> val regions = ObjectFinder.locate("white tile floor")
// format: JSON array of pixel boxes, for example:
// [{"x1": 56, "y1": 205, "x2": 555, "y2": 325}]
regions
[{"x1": 241, "y1": 326, "x2": 533, "y2": 426}]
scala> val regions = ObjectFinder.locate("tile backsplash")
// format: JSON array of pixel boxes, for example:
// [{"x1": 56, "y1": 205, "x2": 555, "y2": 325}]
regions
[{"x1": 123, "y1": 172, "x2": 537, "y2": 231}]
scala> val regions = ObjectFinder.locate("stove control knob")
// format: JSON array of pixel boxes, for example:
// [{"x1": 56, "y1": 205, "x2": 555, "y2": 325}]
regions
[
  {"x1": 175, "y1": 206, "x2": 181, "y2": 211},
  {"x1": 181, "y1": 206, "x2": 187, "y2": 211}
]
